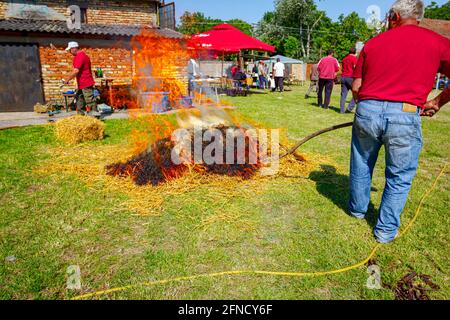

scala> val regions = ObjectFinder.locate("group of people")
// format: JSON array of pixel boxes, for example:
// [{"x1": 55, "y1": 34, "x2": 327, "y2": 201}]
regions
[
  {"x1": 306, "y1": 47, "x2": 358, "y2": 114},
  {"x1": 63, "y1": 0, "x2": 449, "y2": 246},
  {"x1": 231, "y1": 58, "x2": 286, "y2": 92}
]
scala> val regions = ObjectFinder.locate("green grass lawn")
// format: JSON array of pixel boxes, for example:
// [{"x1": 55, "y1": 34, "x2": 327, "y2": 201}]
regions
[{"x1": 0, "y1": 85, "x2": 448, "y2": 300}]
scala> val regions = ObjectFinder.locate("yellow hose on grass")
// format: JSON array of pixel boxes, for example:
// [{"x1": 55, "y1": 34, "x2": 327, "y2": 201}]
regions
[{"x1": 72, "y1": 162, "x2": 448, "y2": 300}]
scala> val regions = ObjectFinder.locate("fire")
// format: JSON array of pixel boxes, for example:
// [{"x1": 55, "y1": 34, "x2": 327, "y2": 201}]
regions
[
  {"x1": 105, "y1": 29, "x2": 268, "y2": 186},
  {"x1": 106, "y1": 125, "x2": 262, "y2": 186},
  {"x1": 131, "y1": 29, "x2": 191, "y2": 108}
]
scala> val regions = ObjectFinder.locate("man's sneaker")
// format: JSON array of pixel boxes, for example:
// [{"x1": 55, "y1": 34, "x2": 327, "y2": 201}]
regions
[
  {"x1": 350, "y1": 211, "x2": 366, "y2": 219},
  {"x1": 375, "y1": 233, "x2": 399, "y2": 244}
]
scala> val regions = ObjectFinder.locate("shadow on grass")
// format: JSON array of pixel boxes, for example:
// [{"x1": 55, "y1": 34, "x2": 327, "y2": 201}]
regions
[
  {"x1": 303, "y1": 98, "x2": 354, "y2": 115},
  {"x1": 308, "y1": 164, "x2": 378, "y2": 228}
]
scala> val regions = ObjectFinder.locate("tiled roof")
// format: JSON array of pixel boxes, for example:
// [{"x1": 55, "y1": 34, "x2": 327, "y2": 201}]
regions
[
  {"x1": 421, "y1": 18, "x2": 450, "y2": 39},
  {"x1": 0, "y1": 19, "x2": 184, "y2": 38}
]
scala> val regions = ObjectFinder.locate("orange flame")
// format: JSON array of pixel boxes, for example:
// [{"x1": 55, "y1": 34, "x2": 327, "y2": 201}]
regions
[{"x1": 131, "y1": 29, "x2": 191, "y2": 108}]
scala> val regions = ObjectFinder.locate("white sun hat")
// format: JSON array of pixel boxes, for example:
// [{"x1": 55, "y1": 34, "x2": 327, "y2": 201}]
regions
[{"x1": 65, "y1": 41, "x2": 79, "y2": 51}]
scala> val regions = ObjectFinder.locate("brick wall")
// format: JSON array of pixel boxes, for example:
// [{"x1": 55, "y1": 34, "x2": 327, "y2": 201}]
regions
[
  {"x1": 0, "y1": 0, "x2": 158, "y2": 26},
  {"x1": 0, "y1": 2, "x2": 7, "y2": 20},
  {"x1": 39, "y1": 45, "x2": 133, "y2": 102}
]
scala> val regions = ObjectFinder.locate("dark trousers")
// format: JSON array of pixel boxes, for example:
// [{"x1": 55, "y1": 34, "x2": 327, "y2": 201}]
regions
[
  {"x1": 318, "y1": 78, "x2": 334, "y2": 108},
  {"x1": 274, "y1": 76, "x2": 284, "y2": 92},
  {"x1": 340, "y1": 77, "x2": 356, "y2": 113}
]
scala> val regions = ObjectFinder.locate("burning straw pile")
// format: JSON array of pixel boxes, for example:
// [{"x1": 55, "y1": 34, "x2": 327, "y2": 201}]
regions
[
  {"x1": 55, "y1": 115, "x2": 105, "y2": 145},
  {"x1": 34, "y1": 141, "x2": 327, "y2": 216},
  {"x1": 106, "y1": 125, "x2": 262, "y2": 186}
]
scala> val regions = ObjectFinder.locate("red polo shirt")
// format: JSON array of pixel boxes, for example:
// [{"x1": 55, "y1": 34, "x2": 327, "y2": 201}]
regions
[
  {"x1": 73, "y1": 51, "x2": 95, "y2": 89},
  {"x1": 341, "y1": 54, "x2": 358, "y2": 78},
  {"x1": 353, "y1": 24, "x2": 450, "y2": 108},
  {"x1": 318, "y1": 55, "x2": 340, "y2": 80}
]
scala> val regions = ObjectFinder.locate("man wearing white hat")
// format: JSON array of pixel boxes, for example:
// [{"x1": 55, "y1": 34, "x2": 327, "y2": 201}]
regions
[{"x1": 63, "y1": 41, "x2": 97, "y2": 115}]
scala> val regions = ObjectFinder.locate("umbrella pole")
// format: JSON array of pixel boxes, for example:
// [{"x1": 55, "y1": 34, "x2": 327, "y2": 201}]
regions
[{"x1": 221, "y1": 51, "x2": 224, "y2": 77}]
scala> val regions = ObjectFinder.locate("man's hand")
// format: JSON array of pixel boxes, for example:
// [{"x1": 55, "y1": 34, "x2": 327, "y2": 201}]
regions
[
  {"x1": 422, "y1": 85, "x2": 450, "y2": 117},
  {"x1": 352, "y1": 78, "x2": 362, "y2": 104},
  {"x1": 64, "y1": 69, "x2": 79, "y2": 86},
  {"x1": 421, "y1": 98, "x2": 440, "y2": 117}
]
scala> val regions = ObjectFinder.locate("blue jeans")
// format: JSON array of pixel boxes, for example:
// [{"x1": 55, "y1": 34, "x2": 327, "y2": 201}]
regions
[
  {"x1": 349, "y1": 100, "x2": 423, "y2": 243},
  {"x1": 259, "y1": 75, "x2": 267, "y2": 89},
  {"x1": 340, "y1": 77, "x2": 355, "y2": 113}
]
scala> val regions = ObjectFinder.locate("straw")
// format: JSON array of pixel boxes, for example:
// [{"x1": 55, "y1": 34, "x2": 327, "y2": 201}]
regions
[
  {"x1": 34, "y1": 143, "x2": 332, "y2": 217},
  {"x1": 55, "y1": 115, "x2": 105, "y2": 145}
]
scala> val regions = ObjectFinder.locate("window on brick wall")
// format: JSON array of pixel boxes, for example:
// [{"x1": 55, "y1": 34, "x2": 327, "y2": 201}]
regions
[
  {"x1": 67, "y1": 1, "x2": 88, "y2": 24},
  {"x1": 159, "y1": 2, "x2": 176, "y2": 30},
  {"x1": 80, "y1": 8, "x2": 87, "y2": 23}
]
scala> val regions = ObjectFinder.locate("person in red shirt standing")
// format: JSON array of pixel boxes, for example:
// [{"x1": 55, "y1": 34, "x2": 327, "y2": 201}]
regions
[
  {"x1": 317, "y1": 49, "x2": 340, "y2": 109},
  {"x1": 63, "y1": 42, "x2": 97, "y2": 115},
  {"x1": 339, "y1": 47, "x2": 358, "y2": 114},
  {"x1": 350, "y1": 0, "x2": 450, "y2": 243}
]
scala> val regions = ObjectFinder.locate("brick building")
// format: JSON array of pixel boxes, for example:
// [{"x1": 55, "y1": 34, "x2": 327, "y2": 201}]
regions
[
  {"x1": 0, "y1": 0, "x2": 182, "y2": 112},
  {"x1": 421, "y1": 18, "x2": 450, "y2": 39}
]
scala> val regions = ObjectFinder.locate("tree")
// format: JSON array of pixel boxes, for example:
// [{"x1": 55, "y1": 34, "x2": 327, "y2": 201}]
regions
[
  {"x1": 227, "y1": 19, "x2": 254, "y2": 36},
  {"x1": 274, "y1": 0, "x2": 327, "y2": 58},
  {"x1": 313, "y1": 12, "x2": 375, "y2": 61},
  {"x1": 177, "y1": 11, "x2": 253, "y2": 36},
  {"x1": 424, "y1": 1, "x2": 450, "y2": 20},
  {"x1": 177, "y1": 12, "x2": 213, "y2": 35},
  {"x1": 284, "y1": 36, "x2": 300, "y2": 57},
  {"x1": 255, "y1": 11, "x2": 288, "y2": 55},
  {"x1": 256, "y1": 1, "x2": 376, "y2": 62}
]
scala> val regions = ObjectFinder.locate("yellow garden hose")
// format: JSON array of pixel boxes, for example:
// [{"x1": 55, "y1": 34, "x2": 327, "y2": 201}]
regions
[{"x1": 72, "y1": 162, "x2": 448, "y2": 300}]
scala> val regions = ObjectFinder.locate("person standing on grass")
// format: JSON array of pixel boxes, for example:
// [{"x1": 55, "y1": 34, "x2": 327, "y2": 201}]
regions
[
  {"x1": 340, "y1": 47, "x2": 358, "y2": 113},
  {"x1": 188, "y1": 58, "x2": 200, "y2": 96},
  {"x1": 63, "y1": 41, "x2": 98, "y2": 116},
  {"x1": 305, "y1": 63, "x2": 319, "y2": 99},
  {"x1": 350, "y1": 0, "x2": 450, "y2": 244},
  {"x1": 317, "y1": 49, "x2": 340, "y2": 109},
  {"x1": 273, "y1": 58, "x2": 285, "y2": 92},
  {"x1": 258, "y1": 61, "x2": 267, "y2": 89}
]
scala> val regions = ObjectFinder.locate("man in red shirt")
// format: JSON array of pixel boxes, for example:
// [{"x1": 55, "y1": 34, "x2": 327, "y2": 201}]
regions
[
  {"x1": 339, "y1": 47, "x2": 358, "y2": 114},
  {"x1": 63, "y1": 42, "x2": 97, "y2": 115},
  {"x1": 317, "y1": 49, "x2": 340, "y2": 109},
  {"x1": 350, "y1": 0, "x2": 450, "y2": 243}
]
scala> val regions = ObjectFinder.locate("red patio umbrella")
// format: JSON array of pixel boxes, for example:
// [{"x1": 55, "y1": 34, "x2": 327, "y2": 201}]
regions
[{"x1": 189, "y1": 23, "x2": 276, "y2": 55}]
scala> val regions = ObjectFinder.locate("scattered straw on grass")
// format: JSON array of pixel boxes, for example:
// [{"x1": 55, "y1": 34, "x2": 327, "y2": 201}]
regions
[
  {"x1": 34, "y1": 143, "x2": 331, "y2": 216},
  {"x1": 55, "y1": 116, "x2": 105, "y2": 145}
]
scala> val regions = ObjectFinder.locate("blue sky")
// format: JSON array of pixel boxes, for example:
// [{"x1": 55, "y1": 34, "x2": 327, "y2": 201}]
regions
[{"x1": 174, "y1": 0, "x2": 447, "y2": 24}]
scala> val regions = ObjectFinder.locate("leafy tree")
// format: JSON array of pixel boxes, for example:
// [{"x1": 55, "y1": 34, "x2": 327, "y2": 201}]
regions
[
  {"x1": 313, "y1": 12, "x2": 375, "y2": 61},
  {"x1": 274, "y1": 0, "x2": 327, "y2": 58},
  {"x1": 284, "y1": 36, "x2": 301, "y2": 58},
  {"x1": 177, "y1": 11, "x2": 253, "y2": 36},
  {"x1": 424, "y1": 1, "x2": 450, "y2": 20},
  {"x1": 177, "y1": 12, "x2": 213, "y2": 35},
  {"x1": 256, "y1": 1, "x2": 376, "y2": 62},
  {"x1": 255, "y1": 11, "x2": 288, "y2": 55},
  {"x1": 227, "y1": 19, "x2": 254, "y2": 36}
]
